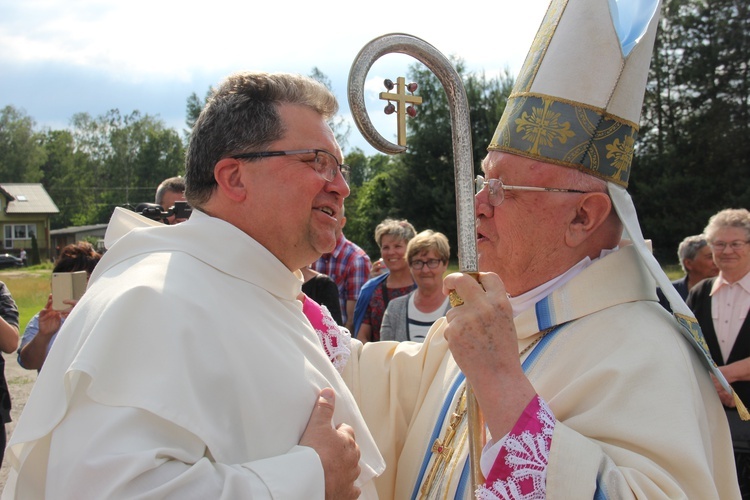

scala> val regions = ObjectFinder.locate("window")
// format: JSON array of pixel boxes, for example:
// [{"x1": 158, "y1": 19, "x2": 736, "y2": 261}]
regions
[{"x1": 4, "y1": 224, "x2": 37, "y2": 249}]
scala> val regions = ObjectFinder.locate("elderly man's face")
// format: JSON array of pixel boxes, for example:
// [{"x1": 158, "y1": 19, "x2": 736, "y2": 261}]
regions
[
  {"x1": 475, "y1": 152, "x2": 585, "y2": 296},
  {"x1": 240, "y1": 103, "x2": 349, "y2": 271},
  {"x1": 685, "y1": 245, "x2": 718, "y2": 282}
]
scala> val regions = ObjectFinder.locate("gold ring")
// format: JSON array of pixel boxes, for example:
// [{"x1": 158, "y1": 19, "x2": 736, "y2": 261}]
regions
[
  {"x1": 447, "y1": 272, "x2": 481, "y2": 307},
  {"x1": 449, "y1": 290, "x2": 464, "y2": 307}
]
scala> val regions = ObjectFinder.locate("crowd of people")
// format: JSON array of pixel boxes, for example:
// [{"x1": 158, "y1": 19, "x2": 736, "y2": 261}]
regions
[{"x1": 0, "y1": 0, "x2": 747, "y2": 497}]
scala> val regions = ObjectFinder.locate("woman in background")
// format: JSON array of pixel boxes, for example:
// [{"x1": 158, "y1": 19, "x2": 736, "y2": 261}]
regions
[
  {"x1": 354, "y1": 218, "x2": 416, "y2": 343},
  {"x1": 380, "y1": 230, "x2": 451, "y2": 342}
]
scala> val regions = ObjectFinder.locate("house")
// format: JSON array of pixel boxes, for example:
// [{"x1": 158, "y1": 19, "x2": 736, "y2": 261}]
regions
[
  {"x1": 50, "y1": 223, "x2": 108, "y2": 255},
  {"x1": 0, "y1": 183, "x2": 59, "y2": 262}
]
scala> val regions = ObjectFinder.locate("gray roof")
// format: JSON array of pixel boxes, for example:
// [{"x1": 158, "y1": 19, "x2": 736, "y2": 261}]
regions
[
  {"x1": 0, "y1": 184, "x2": 59, "y2": 214},
  {"x1": 50, "y1": 224, "x2": 108, "y2": 236}
]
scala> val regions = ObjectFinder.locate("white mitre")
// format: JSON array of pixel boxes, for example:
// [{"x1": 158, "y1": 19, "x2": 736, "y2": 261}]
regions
[{"x1": 488, "y1": 0, "x2": 748, "y2": 415}]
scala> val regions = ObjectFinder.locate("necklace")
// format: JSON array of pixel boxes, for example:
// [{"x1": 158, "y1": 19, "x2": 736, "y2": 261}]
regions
[{"x1": 419, "y1": 326, "x2": 555, "y2": 498}]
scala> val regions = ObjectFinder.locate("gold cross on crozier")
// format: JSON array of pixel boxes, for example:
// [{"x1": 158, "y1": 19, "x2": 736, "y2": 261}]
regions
[{"x1": 379, "y1": 76, "x2": 423, "y2": 146}]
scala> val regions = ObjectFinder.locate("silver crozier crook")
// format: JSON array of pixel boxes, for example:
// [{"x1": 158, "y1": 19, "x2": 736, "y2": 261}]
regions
[{"x1": 348, "y1": 33, "x2": 484, "y2": 492}]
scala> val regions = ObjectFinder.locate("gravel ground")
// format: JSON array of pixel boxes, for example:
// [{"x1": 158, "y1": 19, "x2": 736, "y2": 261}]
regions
[{"x1": 1, "y1": 350, "x2": 37, "y2": 490}]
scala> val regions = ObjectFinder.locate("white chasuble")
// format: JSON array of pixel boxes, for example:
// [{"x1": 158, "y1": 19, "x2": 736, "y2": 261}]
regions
[
  {"x1": 4, "y1": 209, "x2": 384, "y2": 499},
  {"x1": 345, "y1": 244, "x2": 738, "y2": 499}
]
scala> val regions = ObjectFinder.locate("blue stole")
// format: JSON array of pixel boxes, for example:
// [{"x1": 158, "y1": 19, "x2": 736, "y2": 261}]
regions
[{"x1": 410, "y1": 296, "x2": 564, "y2": 499}]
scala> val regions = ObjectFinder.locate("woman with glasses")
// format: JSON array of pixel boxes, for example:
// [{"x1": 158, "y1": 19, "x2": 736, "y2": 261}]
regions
[
  {"x1": 380, "y1": 230, "x2": 451, "y2": 343},
  {"x1": 686, "y1": 208, "x2": 750, "y2": 493},
  {"x1": 354, "y1": 219, "x2": 416, "y2": 343}
]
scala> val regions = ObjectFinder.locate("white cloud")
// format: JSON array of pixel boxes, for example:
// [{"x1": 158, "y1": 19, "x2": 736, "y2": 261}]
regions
[{"x1": 0, "y1": 0, "x2": 551, "y2": 153}]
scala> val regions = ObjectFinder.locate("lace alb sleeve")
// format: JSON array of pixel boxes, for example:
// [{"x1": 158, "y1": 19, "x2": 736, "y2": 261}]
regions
[{"x1": 476, "y1": 395, "x2": 555, "y2": 499}]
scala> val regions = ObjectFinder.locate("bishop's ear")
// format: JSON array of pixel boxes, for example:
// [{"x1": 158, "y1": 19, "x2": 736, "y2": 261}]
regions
[{"x1": 565, "y1": 192, "x2": 614, "y2": 247}]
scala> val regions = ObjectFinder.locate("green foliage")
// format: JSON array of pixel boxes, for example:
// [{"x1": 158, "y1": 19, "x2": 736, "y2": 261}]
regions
[
  {"x1": 184, "y1": 87, "x2": 213, "y2": 142},
  {"x1": 42, "y1": 129, "x2": 97, "y2": 227},
  {"x1": 310, "y1": 67, "x2": 351, "y2": 151},
  {"x1": 346, "y1": 167, "x2": 404, "y2": 256},
  {"x1": 0, "y1": 106, "x2": 47, "y2": 182},
  {"x1": 632, "y1": 0, "x2": 750, "y2": 262},
  {"x1": 81, "y1": 236, "x2": 101, "y2": 249},
  {"x1": 37, "y1": 110, "x2": 187, "y2": 226}
]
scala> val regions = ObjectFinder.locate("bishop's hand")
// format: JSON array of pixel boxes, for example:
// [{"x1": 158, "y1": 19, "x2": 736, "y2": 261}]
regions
[
  {"x1": 442, "y1": 272, "x2": 536, "y2": 439},
  {"x1": 443, "y1": 272, "x2": 519, "y2": 374}
]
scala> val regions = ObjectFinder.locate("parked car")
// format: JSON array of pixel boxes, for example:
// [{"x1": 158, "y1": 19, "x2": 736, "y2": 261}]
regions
[{"x1": 0, "y1": 254, "x2": 23, "y2": 269}]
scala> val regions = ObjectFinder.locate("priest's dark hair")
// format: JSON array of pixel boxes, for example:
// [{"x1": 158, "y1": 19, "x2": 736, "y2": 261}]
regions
[{"x1": 185, "y1": 72, "x2": 338, "y2": 209}]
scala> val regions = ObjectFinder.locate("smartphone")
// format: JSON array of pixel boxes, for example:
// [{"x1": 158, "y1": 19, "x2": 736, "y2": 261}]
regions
[{"x1": 51, "y1": 271, "x2": 88, "y2": 311}]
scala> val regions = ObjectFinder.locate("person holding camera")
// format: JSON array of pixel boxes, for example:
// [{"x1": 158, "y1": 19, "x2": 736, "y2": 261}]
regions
[
  {"x1": 155, "y1": 176, "x2": 189, "y2": 224},
  {"x1": 17, "y1": 241, "x2": 101, "y2": 372}
]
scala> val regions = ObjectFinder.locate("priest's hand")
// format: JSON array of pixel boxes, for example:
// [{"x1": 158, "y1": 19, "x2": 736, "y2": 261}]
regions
[
  {"x1": 300, "y1": 387, "x2": 361, "y2": 499},
  {"x1": 443, "y1": 272, "x2": 536, "y2": 439}
]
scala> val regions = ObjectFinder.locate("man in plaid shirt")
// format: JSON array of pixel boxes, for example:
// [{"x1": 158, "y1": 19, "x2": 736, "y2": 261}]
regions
[{"x1": 313, "y1": 211, "x2": 370, "y2": 330}]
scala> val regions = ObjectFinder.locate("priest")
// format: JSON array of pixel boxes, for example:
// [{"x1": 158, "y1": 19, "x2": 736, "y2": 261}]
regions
[{"x1": 3, "y1": 72, "x2": 384, "y2": 499}]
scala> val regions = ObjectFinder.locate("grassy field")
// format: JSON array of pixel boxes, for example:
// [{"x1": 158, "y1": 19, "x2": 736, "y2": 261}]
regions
[
  {"x1": 663, "y1": 264, "x2": 684, "y2": 281},
  {"x1": 0, "y1": 265, "x2": 53, "y2": 333}
]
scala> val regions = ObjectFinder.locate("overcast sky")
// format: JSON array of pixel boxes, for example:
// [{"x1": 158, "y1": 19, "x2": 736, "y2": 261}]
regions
[{"x1": 0, "y1": 0, "x2": 551, "y2": 155}]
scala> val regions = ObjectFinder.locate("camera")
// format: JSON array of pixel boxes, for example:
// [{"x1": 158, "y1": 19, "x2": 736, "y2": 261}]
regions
[
  {"x1": 171, "y1": 201, "x2": 193, "y2": 220},
  {"x1": 132, "y1": 201, "x2": 193, "y2": 224}
]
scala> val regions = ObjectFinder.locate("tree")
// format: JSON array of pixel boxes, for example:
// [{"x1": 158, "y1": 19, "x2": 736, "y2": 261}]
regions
[
  {"x1": 184, "y1": 87, "x2": 213, "y2": 141},
  {"x1": 347, "y1": 168, "x2": 403, "y2": 256},
  {"x1": 0, "y1": 106, "x2": 47, "y2": 182},
  {"x1": 310, "y1": 67, "x2": 351, "y2": 151},
  {"x1": 63, "y1": 110, "x2": 185, "y2": 224},
  {"x1": 104, "y1": 110, "x2": 185, "y2": 220},
  {"x1": 41, "y1": 129, "x2": 97, "y2": 227},
  {"x1": 632, "y1": 0, "x2": 750, "y2": 261}
]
